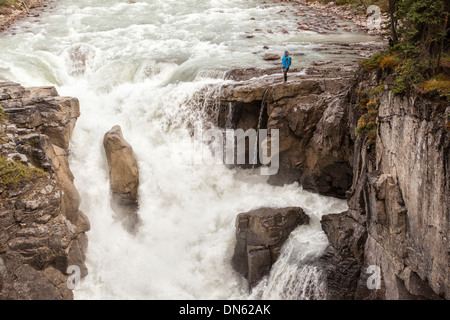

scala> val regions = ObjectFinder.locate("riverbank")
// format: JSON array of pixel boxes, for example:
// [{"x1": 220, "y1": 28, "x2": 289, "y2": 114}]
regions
[
  {"x1": 0, "y1": 0, "x2": 50, "y2": 32},
  {"x1": 1, "y1": 0, "x2": 389, "y2": 37},
  {"x1": 271, "y1": 0, "x2": 389, "y2": 36}
]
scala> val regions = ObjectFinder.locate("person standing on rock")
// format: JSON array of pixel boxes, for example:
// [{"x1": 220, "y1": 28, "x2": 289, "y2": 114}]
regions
[{"x1": 282, "y1": 51, "x2": 291, "y2": 82}]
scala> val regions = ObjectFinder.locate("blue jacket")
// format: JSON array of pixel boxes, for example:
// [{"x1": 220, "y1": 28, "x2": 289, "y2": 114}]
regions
[{"x1": 282, "y1": 55, "x2": 291, "y2": 69}]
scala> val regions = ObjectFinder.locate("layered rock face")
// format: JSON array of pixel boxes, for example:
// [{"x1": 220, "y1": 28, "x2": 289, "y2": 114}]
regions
[
  {"x1": 0, "y1": 82, "x2": 89, "y2": 300},
  {"x1": 0, "y1": 0, "x2": 49, "y2": 32},
  {"x1": 213, "y1": 67, "x2": 356, "y2": 198},
  {"x1": 103, "y1": 125, "x2": 140, "y2": 232},
  {"x1": 231, "y1": 207, "x2": 310, "y2": 289},
  {"x1": 320, "y1": 70, "x2": 449, "y2": 300},
  {"x1": 318, "y1": 212, "x2": 367, "y2": 300},
  {"x1": 355, "y1": 94, "x2": 448, "y2": 300}
]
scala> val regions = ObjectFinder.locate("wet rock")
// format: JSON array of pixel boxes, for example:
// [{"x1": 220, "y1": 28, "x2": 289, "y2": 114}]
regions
[
  {"x1": 313, "y1": 60, "x2": 333, "y2": 66},
  {"x1": 231, "y1": 207, "x2": 310, "y2": 289},
  {"x1": 317, "y1": 212, "x2": 367, "y2": 300},
  {"x1": 263, "y1": 53, "x2": 281, "y2": 61},
  {"x1": 103, "y1": 125, "x2": 140, "y2": 232}
]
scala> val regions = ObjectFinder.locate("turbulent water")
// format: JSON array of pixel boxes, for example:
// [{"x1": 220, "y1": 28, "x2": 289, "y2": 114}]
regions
[{"x1": 0, "y1": 0, "x2": 379, "y2": 299}]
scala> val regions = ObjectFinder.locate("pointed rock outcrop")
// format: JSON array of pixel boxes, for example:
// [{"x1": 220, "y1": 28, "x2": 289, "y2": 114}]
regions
[{"x1": 103, "y1": 125, "x2": 140, "y2": 232}]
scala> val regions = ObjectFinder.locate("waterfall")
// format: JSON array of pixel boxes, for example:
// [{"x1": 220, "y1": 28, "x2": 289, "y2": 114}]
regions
[
  {"x1": 225, "y1": 102, "x2": 235, "y2": 129},
  {"x1": 0, "y1": 0, "x2": 377, "y2": 300}
]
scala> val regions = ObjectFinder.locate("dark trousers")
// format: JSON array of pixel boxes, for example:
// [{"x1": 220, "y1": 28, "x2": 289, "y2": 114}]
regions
[{"x1": 283, "y1": 68, "x2": 289, "y2": 82}]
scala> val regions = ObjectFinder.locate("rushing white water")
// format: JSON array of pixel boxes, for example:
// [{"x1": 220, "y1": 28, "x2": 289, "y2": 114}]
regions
[{"x1": 0, "y1": 0, "x2": 379, "y2": 299}]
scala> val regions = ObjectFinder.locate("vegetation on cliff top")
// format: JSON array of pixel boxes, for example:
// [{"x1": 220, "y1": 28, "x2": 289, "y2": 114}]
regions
[
  {"x1": 0, "y1": 0, "x2": 26, "y2": 16},
  {"x1": 355, "y1": 0, "x2": 449, "y2": 148},
  {"x1": 362, "y1": 0, "x2": 449, "y2": 98}
]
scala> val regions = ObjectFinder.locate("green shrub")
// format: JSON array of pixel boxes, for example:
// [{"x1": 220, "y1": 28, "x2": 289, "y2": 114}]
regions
[
  {"x1": 356, "y1": 108, "x2": 378, "y2": 146},
  {"x1": 392, "y1": 58, "x2": 426, "y2": 95},
  {"x1": 0, "y1": 0, "x2": 18, "y2": 7},
  {"x1": 415, "y1": 74, "x2": 450, "y2": 100},
  {"x1": 369, "y1": 84, "x2": 385, "y2": 97},
  {"x1": 0, "y1": 157, "x2": 47, "y2": 186},
  {"x1": 355, "y1": 83, "x2": 385, "y2": 150},
  {"x1": 361, "y1": 52, "x2": 386, "y2": 71}
]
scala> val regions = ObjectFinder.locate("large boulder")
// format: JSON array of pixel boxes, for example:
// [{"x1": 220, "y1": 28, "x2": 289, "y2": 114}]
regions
[
  {"x1": 103, "y1": 125, "x2": 140, "y2": 232},
  {"x1": 263, "y1": 53, "x2": 281, "y2": 61},
  {"x1": 231, "y1": 207, "x2": 310, "y2": 289},
  {"x1": 0, "y1": 83, "x2": 80, "y2": 150}
]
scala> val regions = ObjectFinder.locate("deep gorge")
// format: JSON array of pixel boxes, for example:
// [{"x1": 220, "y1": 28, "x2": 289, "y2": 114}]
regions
[{"x1": 0, "y1": 0, "x2": 448, "y2": 300}]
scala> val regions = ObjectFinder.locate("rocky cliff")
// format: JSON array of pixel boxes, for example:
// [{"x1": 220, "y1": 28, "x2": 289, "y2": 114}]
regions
[
  {"x1": 332, "y1": 69, "x2": 449, "y2": 300},
  {"x1": 217, "y1": 65, "x2": 449, "y2": 299},
  {"x1": 0, "y1": 0, "x2": 51, "y2": 33},
  {"x1": 0, "y1": 82, "x2": 88, "y2": 300},
  {"x1": 210, "y1": 66, "x2": 362, "y2": 198},
  {"x1": 231, "y1": 207, "x2": 310, "y2": 289}
]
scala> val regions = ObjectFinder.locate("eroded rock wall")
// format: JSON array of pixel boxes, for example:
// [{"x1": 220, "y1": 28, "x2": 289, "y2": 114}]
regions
[
  {"x1": 220, "y1": 66, "x2": 448, "y2": 299},
  {"x1": 321, "y1": 70, "x2": 449, "y2": 300},
  {"x1": 214, "y1": 67, "x2": 357, "y2": 198},
  {"x1": 0, "y1": 82, "x2": 88, "y2": 300}
]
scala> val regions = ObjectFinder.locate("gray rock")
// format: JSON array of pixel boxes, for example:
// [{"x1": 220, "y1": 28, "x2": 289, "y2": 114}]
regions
[
  {"x1": 0, "y1": 252, "x2": 73, "y2": 300},
  {"x1": 212, "y1": 67, "x2": 355, "y2": 198},
  {"x1": 320, "y1": 69, "x2": 449, "y2": 300},
  {"x1": 0, "y1": 81, "x2": 88, "y2": 300},
  {"x1": 317, "y1": 212, "x2": 367, "y2": 300},
  {"x1": 231, "y1": 207, "x2": 310, "y2": 289}
]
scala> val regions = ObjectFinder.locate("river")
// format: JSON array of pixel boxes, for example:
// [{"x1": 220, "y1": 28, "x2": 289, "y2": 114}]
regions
[{"x1": 0, "y1": 0, "x2": 380, "y2": 299}]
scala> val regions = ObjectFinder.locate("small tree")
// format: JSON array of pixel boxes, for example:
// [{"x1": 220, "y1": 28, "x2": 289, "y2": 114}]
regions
[{"x1": 395, "y1": 0, "x2": 448, "y2": 75}]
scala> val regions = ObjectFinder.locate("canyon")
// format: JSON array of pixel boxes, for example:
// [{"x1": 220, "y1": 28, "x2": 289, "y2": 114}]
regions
[
  {"x1": 0, "y1": 0, "x2": 448, "y2": 300},
  {"x1": 221, "y1": 65, "x2": 449, "y2": 299}
]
